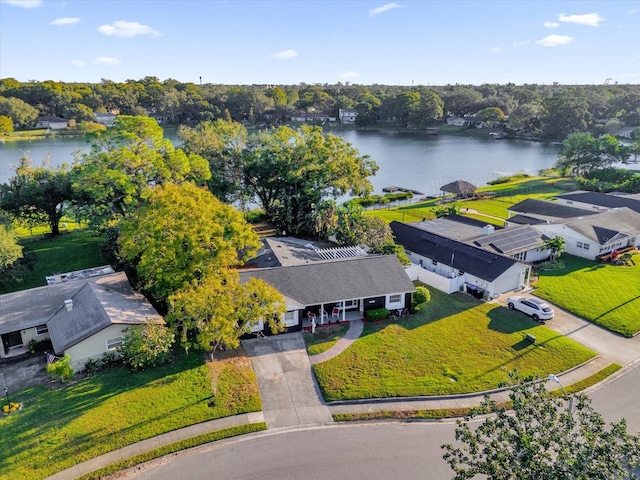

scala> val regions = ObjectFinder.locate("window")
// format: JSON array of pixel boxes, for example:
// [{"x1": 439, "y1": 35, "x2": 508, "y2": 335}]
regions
[
  {"x1": 250, "y1": 319, "x2": 264, "y2": 333},
  {"x1": 389, "y1": 294, "x2": 402, "y2": 303},
  {"x1": 514, "y1": 252, "x2": 526, "y2": 261},
  {"x1": 283, "y1": 311, "x2": 298, "y2": 327},
  {"x1": 106, "y1": 337, "x2": 122, "y2": 350},
  {"x1": 576, "y1": 241, "x2": 590, "y2": 250},
  {"x1": 35, "y1": 324, "x2": 49, "y2": 335},
  {"x1": 432, "y1": 259, "x2": 438, "y2": 265}
]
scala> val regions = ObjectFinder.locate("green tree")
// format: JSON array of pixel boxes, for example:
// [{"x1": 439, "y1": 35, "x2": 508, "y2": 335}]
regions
[
  {"x1": 476, "y1": 106, "x2": 506, "y2": 124},
  {"x1": 557, "y1": 133, "x2": 629, "y2": 176},
  {"x1": 0, "y1": 156, "x2": 72, "y2": 235},
  {"x1": 544, "y1": 236, "x2": 566, "y2": 263},
  {"x1": 0, "y1": 223, "x2": 22, "y2": 269},
  {"x1": 46, "y1": 354, "x2": 75, "y2": 382},
  {"x1": 118, "y1": 182, "x2": 261, "y2": 305},
  {"x1": 72, "y1": 115, "x2": 210, "y2": 229},
  {"x1": 178, "y1": 119, "x2": 248, "y2": 203},
  {"x1": 412, "y1": 285, "x2": 430, "y2": 311},
  {"x1": 244, "y1": 125, "x2": 377, "y2": 235},
  {"x1": 0, "y1": 115, "x2": 13, "y2": 135},
  {"x1": 442, "y1": 374, "x2": 640, "y2": 480},
  {"x1": 542, "y1": 91, "x2": 592, "y2": 140},
  {"x1": 0, "y1": 96, "x2": 38, "y2": 127},
  {"x1": 120, "y1": 324, "x2": 175, "y2": 371},
  {"x1": 168, "y1": 272, "x2": 285, "y2": 357}
]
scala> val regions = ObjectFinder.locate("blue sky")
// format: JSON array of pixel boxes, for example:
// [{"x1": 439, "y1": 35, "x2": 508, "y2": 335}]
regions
[{"x1": 1, "y1": 0, "x2": 638, "y2": 85}]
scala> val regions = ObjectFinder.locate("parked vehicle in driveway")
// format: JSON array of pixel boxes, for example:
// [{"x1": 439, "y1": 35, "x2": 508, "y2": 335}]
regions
[{"x1": 506, "y1": 296, "x2": 554, "y2": 322}]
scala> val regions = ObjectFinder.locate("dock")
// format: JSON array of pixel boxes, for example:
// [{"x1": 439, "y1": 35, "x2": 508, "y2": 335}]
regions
[{"x1": 382, "y1": 186, "x2": 425, "y2": 195}]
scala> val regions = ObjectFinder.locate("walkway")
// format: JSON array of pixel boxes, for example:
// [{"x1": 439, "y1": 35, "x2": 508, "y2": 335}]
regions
[{"x1": 309, "y1": 319, "x2": 363, "y2": 365}]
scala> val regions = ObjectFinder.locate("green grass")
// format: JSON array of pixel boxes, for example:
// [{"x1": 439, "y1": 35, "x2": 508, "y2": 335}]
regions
[
  {"x1": 365, "y1": 177, "x2": 577, "y2": 224},
  {"x1": 78, "y1": 423, "x2": 267, "y2": 480},
  {"x1": 303, "y1": 324, "x2": 350, "y2": 355},
  {"x1": 0, "y1": 349, "x2": 261, "y2": 480},
  {"x1": 535, "y1": 254, "x2": 640, "y2": 337},
  {"x1": 332, "y1": 363, "x2": 621, "y2": 422},
  {"x1": 313, "y1": 289, "x2": 596, "y2": 401},
  {"x1": 0, "y1": 229, "x2": 105, "y2": 294}
]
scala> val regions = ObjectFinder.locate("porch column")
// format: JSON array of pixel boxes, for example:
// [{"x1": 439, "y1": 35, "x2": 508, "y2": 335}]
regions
[
  {"x1": 320, "y1": 303, "x2": 325, "y2": 325},
  {"x1": 342, "y1": 301, "x2": 346, "y2": 322}
]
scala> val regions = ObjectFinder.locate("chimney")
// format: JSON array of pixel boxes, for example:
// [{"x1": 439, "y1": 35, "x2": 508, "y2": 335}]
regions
[{"x1": 64, "y1": 299, "x2": 73, "y2": 311}]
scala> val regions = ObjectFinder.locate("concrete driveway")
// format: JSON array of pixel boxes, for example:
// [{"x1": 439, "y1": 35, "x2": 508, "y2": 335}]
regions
[
  {"x1": 242, "y1": 333, "x2": 333, "y2": 428},
  {"x1": 0, "y1": 354, "x2": 51, "y2": 393},
  {"x1": 496, "y1": 293, "x2": 640, "y2": 366}
]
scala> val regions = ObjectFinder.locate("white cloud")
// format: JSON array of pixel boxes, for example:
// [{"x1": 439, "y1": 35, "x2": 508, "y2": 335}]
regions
[
  {"x1": 488, "y1": 47, "x2": 502, "y2": 53},
  {"x1": 70, "y1": 59, "x2": 85, "y2": 67},
  {"x1": 369, "y1": 3, "x2": 401, "y2": 17},
  {"x1": 340, "y1": 70, "x2": 359, "y2": 79},
  {"x1": 558, "y1": 13, "x2": 604, "y2": 26},
  {"x1": 630, "y1": 8, "x2": 638, "y2": 14},
  {"x1": 537, "y1": 34, "x2": 575, "y2": 47},
  {"x1": 272, "y1": 49, "x2": 298, "y2": 59},
  {"x1": 544, "y1": 21, "x2": 559, "y2": 28},
  {"x1": 513, "y1": 40, "x2": 530, "y2": 47},
  {"x1": 93, "y1": 57, "x2": 121, "y2": 65},
  {"x1": 0, "y1": 0, "x2": 42, "y2": 8},
  {"x1": 97, "y1": 21, "x2": 159, "y2": 37},
  {"x1": 51, "y1": 17, "x2": 80, "y2": 26}
]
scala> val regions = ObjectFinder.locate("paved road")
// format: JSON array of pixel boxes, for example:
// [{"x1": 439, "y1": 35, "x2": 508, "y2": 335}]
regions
[{"x1": 123, "y1": 423, "x2": 457, "y2": 480}]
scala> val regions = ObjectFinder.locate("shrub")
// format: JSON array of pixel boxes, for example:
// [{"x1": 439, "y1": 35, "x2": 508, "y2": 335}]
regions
[
  {"x1": 365, "y1": 308, "x2": 389, "y2": 321},
  {"x1": 412, "y1": 286, "x2": 431, "y2": 311},
  {"x1": 83, "y1": 358, "x2": 102, "y2": 376},
  {"x1": 27, "y1": 337, "x2": 53, "y2": 354},
  {"x1": 46, "y1": 354, "x2": 74, "y2": 382},
  {"x1": 2, "y1": 402, "x2": 21, "y2": 414},
  {"x1": 100, "y1": 351, "x2": 121, "y2": 369},
  {"x1": 120, "y1": 324, "x2": 175, "y2": 371}
]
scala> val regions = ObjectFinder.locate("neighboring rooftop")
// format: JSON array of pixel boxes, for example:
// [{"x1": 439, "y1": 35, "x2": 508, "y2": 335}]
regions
[
  {"x1": 390, "y1": 221, "x2": 519, "y2": 282},
  {"x1": 46, "y1": 265, "x2": 116, "y2": 285},
  {"x1": 410, "y1": 214, "x2": 500, "y2": 242},
  {"x1": 508, "y1": 198, "x2": 596, "y2": 222},
  {"x1": 556, "y1": 207, "x2": 640, "y2": 245},
  {"x1": 555, "y1": 191, "x2": 640, "y2": 214}
]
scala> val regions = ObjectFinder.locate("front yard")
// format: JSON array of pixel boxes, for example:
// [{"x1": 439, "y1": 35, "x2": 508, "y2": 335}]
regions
[
  {"x1": 312, "y1": 289, "x2": 596, "y2": 401},
  {"x1": 535, "y1": 254, "x2": 640, "y2": 337},
  {"x1": 0, "y1": 349, "x2": 260, "y2": 480}
]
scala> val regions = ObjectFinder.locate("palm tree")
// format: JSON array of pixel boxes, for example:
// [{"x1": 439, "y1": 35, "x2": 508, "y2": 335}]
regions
[{"x1": 544, "y1": 236, "x2": 566, "y2": 264}]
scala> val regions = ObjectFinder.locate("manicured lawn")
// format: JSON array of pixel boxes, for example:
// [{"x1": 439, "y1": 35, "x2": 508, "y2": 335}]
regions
[
  {"x1": 313, "y1": 289, "x2": 596, "y2": 401},
  {"x1": 0, "y1": 349, "x2": 261, "y2": 480},
  {"x1": 0, "y1": 229, "x2": 105, "y2": 294},
  {"x1": 535, "y1": 254, "x2": 640, "y2": 337}
]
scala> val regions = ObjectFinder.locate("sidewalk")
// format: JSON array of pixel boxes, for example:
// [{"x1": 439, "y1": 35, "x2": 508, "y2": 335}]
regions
[{"x1": 45, "y1": 412, "x2": 265, "y2": 480}]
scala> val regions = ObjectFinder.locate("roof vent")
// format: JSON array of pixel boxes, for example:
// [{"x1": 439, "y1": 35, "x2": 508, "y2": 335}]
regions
[
  {"x1": 64, "y1": 299, "x2": 73, "y2": 311},
  {"x1": 483, "y1": 225, "x2": 495, "y2": 235}
]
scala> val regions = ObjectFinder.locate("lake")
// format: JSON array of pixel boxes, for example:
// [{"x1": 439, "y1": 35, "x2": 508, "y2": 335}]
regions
[{"x1": 0, "y1": 130, "x2": 562, "y2": 195}]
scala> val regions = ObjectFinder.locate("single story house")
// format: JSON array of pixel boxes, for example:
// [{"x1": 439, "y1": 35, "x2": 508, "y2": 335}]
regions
[
  {"x1": 555, "y1": 191, "x2": 640, "y2": 215},
  {"x1": 239, "y1": 255, "x2": 415, "y2": 333},
  {"x1": 507, "y1": 198, "x2": 597, "y2": 226},
  {"x1": 390, "y1": 221, "x2": 530, "y2": 299},
  {"x1": 0, "y1": 266, "x2": 164, "y2": 370},
  {"x1": 35, "y1": 116, "x2": 68, "y2": 130},
  {"x1": 532, "y1": 207, "x2": 640, "y2": 260}
]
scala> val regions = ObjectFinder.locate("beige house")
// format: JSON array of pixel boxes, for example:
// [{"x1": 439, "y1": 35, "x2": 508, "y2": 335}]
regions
[{"x1": 0, "y1": 267, "x2": 164, "y2": 370}]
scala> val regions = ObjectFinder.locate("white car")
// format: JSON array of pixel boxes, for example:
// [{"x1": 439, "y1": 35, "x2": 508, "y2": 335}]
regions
[{"x1": 506, "y1": 296, "x2": 554, "y2": 322}]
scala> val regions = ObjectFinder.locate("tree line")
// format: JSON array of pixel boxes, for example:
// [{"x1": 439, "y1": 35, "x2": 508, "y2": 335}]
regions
[{"x1": 1, "y1": 77, "x2": 639, "y2": 139}]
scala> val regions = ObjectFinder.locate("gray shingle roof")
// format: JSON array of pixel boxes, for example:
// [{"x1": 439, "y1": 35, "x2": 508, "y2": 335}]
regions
[
  {"x1": 559, "y1": 208, "x2": 640, "y2": 244},
  {"x1": 556, "y1": 192, "x2": 640, "y2": 214},
  {"x1": 0, "y1": 271, "x2": 163, "y2": 353},
  {"x1": 238, "y1": 255, "x2": 415, "y2": 306},
  {"x1": 509, "y1": 198, "x2": 596, "y2": 219},
  {"x1": 47, "y1": 279, "x2": 163, "y2": 353},
  {"x1": 390, "y1": 221, "x2": 518, "y2": 282}
]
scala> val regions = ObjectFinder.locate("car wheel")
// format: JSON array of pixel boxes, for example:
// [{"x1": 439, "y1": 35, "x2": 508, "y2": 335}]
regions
[
  {"x1": 532, "y1": 314, "x2": 539, "y2": 322},
  {"x1": 508, "y1": 303, "x2": 515, "y2": 310}
]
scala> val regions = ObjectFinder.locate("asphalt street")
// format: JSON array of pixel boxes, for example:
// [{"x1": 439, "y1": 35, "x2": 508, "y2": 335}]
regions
[{"x1": 121, "y1": 423, "x2": 458, "y2": 480}]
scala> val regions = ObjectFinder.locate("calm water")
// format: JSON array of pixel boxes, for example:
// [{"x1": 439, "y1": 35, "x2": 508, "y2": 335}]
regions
[{"x1": 0, "y1": 130, "x2": 562, "y2": 195}]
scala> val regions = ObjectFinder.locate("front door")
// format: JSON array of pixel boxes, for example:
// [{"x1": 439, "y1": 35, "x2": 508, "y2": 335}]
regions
[{"x1": 2, "y1": 331, "x2": 23, "y2": 355}]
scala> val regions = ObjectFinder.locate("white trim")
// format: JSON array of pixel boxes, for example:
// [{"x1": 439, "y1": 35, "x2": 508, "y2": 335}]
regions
[{"x1": 106, "y1": 337, "x2": 122, "y2": 350}]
